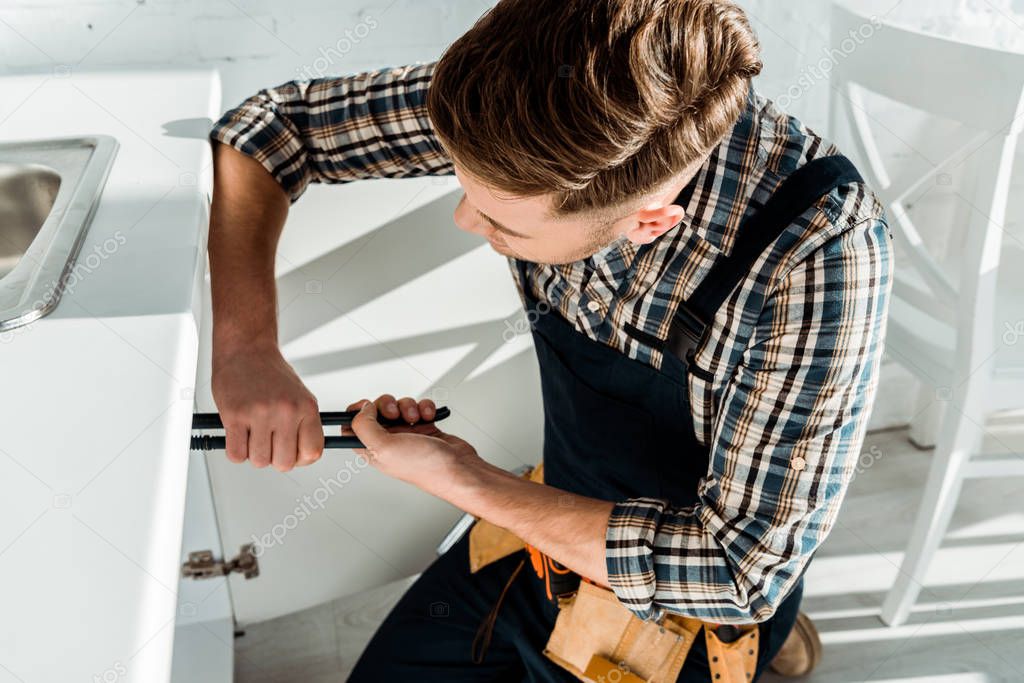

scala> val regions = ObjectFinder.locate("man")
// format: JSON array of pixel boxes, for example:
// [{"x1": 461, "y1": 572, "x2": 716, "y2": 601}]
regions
[{"x1": 208, "y1": 0, "x2": 893, "y2": 680}]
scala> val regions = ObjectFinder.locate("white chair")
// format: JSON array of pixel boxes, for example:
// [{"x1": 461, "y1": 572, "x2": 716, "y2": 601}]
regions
[{"x1": 829, "y1": 2, "x2": 1024, "y2": 626}]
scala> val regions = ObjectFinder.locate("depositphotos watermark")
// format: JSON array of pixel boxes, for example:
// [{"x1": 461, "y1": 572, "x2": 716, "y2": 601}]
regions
[
  {"x1": 777, "y1": 15, "x2": 883, "y2": 109},
  {"x1": 1003, "y1": 320, "x2": 1024, "y2": 346},
  {"x1": 851, "y1": 444, "x2": 885, "y2": 480},
  {"x1": 501, "y1": 302, "x2": 551, "y2": 343},
  {"x1": 92, "y1": 661, "x2": 126, "y2": 683},
  {"x1": 592, "y1": 660, "x2": 634, "y2": 683},
  {"x1": 61, "y1": 230, "x2": 127, "y2": 295},
  {"x1": 295, "y1": 16, "x2": 380, "y2": 80},
  {"x1": 0, "y1": 230, "x2": 127, "y2": 344},
  {"x1": 249, "y1": 456, "x2": 370, "y2": 555}
]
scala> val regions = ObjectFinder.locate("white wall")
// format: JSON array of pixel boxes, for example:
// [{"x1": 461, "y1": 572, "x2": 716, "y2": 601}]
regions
[
  {"x1": 3, "y1": 0, "x2": 1021, "y2": 623},
  {"x1": 0, "y1": 0, "x2": 926, "y2": 128},
  {"x1": 0, "y1": 0, "x2": 835, "y2": 124}
]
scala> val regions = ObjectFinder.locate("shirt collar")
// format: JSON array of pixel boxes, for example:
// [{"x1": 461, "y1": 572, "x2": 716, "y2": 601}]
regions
[{"x1": 670, "y1": 86, "x2": 764, "y2": 258}]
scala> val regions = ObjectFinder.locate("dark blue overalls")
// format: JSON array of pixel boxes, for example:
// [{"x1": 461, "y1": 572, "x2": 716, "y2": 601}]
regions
[{"x1": 349, "y1": 156, "x2": 862, "y2": 682}]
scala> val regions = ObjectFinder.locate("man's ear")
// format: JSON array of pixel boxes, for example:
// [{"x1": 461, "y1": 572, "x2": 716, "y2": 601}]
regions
[{"x1": 622, "y1": 204, "x2": 686, "y2": 245}]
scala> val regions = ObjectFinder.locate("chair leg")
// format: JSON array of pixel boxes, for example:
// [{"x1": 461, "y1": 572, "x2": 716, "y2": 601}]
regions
[
  {"x1": 884, "y1": 131, "x2": 1013, "y2": 626},
  {"x1": 880, "y1": 391, "x2": 983, "y2": 626},
  {"x1": 907, "y1": 381, "x2": 944, "y2": 450}
]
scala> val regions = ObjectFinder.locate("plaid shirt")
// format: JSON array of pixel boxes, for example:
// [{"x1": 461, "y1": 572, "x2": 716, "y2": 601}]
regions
[{"x1": 211, "y1": 62, "x2": 893, "y2": 624}]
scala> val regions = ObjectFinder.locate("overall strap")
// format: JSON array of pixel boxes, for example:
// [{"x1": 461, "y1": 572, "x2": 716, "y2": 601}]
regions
[
  {"x1": 516, "y1": 257, "x2": 539, "y2": 308},
  {"x1": 666, "y1": 155, "x2": 863, "y2": 365}
]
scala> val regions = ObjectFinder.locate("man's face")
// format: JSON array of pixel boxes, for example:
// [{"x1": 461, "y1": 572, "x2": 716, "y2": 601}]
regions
[{"x1": 453, "y1": 165, "x2": 692, "y2": 265}]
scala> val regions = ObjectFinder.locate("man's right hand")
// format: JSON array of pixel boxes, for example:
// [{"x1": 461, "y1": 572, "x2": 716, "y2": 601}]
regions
[{"x1": 211, "y1": 343, "x2": 324, "y2": 471}]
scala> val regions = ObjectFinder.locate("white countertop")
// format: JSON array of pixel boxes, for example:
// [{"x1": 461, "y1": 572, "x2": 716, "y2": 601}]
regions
[{"x1": 0, "y1": 69, "x2": 218, "y2": 682}]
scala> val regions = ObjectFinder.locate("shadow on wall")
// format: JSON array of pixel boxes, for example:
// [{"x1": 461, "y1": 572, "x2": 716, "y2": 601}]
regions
[
  {"x1": 275, "y1": 191, "x2": 483, "y2": 344},
  {"x1": 275, "y1": 189, "x2": 546, "y2": 470}
]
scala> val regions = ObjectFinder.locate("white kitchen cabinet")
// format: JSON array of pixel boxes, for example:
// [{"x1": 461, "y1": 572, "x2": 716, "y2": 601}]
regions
[{"x1": 0, "y1": 69, "x2": 226, "y2": 683}]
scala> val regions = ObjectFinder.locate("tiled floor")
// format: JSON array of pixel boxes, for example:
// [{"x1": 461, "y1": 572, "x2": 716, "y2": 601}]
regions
[{"x1": 236, "y1": 425, "x2": 1024, "y2": 682}]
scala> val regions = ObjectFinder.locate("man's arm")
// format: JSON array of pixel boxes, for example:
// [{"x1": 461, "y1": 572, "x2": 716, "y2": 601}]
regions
[
  {"x1": 604, "y1": 214, "x2": 894, "y2": 622},
  {"x1": 207, "y1": 63, "x2": 452, "y2": 470},
  {"x1": 352, "y1": 212, "x2": 893, "y2": 623},
  {"x1": 454, "y1": 466, "x2": 616, "y2": 586},
  {"x1": 208, "y1": 143, "x2": 324, "y2": 470}
]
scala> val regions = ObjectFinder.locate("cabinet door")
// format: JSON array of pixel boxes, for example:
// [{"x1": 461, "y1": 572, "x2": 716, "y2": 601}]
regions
[{"x1": 172, "y1": 449, "x2": 235, "y2": 682}]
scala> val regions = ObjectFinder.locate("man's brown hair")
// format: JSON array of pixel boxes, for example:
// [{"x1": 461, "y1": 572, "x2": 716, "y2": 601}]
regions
[{"x1": 427, "y1": 0, "x2": 762, "y2": 215}]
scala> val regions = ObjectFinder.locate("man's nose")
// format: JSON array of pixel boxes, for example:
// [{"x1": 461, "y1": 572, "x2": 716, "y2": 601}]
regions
[{"x1": 453, "y1": 196, "x2": 493, "y2": 237}]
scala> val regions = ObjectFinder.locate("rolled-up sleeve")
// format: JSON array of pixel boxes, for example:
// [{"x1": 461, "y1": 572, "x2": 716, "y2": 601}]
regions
[
  {"x1": 606, "y1": 215, "x2": 894, "y2": 623},
  {"x1": 209, "y1": 62, "x2": 453, "y2": 202}
]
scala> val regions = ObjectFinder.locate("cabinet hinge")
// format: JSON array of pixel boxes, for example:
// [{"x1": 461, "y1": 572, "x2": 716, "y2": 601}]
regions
[{"x1": 182, "y1": 543, "x2": 259, "y2": 580}]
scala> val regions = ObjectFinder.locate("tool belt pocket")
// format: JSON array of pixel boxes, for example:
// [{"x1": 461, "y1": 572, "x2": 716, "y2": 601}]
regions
[
  {"x1": 468, "y1": 518, "x2": 526, "y2": 573},
  {"x1": 543, "y1": 581, "x2": 760, "y2": 683},
  {"x1": 543, "y1": 581, "x2": 703, "y2": 683}
]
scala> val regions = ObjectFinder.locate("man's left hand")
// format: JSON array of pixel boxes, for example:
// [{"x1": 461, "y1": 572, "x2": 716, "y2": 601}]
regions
[
  {"x1": 345, "y1": 394, "x2": 481, "y2": 497},
  {"x1": 345, "y1": 394, "x2": 613, "y2": 586}
]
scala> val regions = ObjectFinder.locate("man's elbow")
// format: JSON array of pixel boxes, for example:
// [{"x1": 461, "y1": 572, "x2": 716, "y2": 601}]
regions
[{"x1": 652, "y1": 571, "x2": 796, "y2": 624}]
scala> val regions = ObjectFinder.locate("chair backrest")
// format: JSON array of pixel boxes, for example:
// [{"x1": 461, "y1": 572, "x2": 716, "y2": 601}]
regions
[
  {"x1": 829, "y1": 1, "x2": 1023, "y2": 372},
  {"x1": 831, "y1": 2, "x2": 1024, "y2": 134}
]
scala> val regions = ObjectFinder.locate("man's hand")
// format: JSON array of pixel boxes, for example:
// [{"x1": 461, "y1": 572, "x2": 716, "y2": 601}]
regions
[
  {"x1": 346, "y1": 394, "x2": 613, "y2": 585},
  {"x1": 345, "y1": 395, "x2": 480, "y2": 497},
  {"x1": 212, "y1": 343, "x2": 324, "y2": 471}
]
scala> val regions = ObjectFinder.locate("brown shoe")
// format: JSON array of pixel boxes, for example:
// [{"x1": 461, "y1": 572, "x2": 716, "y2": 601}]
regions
[{"x1": 768, "y1": 612, "x2": 822, "y2": 677}]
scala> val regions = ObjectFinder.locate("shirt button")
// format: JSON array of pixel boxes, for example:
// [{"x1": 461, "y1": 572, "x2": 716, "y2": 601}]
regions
[
  {"x1": 586, "y1": 300, "x2": 601, "y2": 313},
  {"x1": 791, "y1": 457, "x2": 807, "y2": 472}
]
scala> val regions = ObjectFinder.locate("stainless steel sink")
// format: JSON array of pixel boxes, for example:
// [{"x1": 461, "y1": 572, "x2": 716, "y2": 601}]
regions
[{"x1": 0, "y1": 137, "x2": 118, "y2": 331}]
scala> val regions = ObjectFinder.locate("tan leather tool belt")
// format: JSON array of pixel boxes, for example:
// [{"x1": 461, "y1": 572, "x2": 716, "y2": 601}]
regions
[{"x1": 467, "y1": 465, "x2": 759, "y2": 682}]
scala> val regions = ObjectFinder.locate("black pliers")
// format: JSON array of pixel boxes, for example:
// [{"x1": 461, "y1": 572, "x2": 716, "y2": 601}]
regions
[{"x1": 189, "y1": 406, "x2": 452, "y2": 451}]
